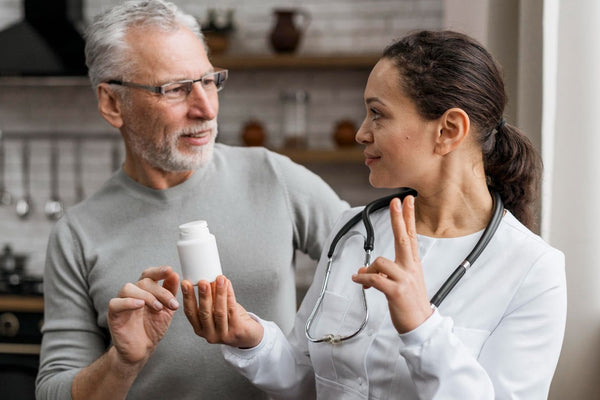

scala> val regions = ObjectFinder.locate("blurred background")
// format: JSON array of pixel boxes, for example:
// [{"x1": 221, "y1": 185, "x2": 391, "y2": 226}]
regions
[{"x1": 0, "y1": 0, "x2": 597, "y2": 399}]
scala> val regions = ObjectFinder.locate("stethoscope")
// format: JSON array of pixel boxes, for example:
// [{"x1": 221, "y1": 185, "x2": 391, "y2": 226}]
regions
[{"x1": 305, "y1": 188, "x2": 504, "y2": 344}]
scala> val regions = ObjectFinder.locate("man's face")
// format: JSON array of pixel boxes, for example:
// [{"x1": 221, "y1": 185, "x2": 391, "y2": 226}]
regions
[{"x1": 119, "y1": 25, "x2": 220, "y2": 173}]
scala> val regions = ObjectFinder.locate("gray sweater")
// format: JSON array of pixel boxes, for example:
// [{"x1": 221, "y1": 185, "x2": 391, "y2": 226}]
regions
[{"x1": 36, "y1": 144, "x2": 348, "y2": 400}]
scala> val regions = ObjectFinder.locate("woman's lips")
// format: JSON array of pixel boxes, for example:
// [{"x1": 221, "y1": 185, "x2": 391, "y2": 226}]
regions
[{"x1": 364, "y1": 152, "x2": 381, "y2": 166}]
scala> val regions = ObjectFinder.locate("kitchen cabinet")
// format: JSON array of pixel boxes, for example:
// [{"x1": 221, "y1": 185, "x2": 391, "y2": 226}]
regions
[{"x1": 0, "y1": 295, "x2": 43, "y2": 400}]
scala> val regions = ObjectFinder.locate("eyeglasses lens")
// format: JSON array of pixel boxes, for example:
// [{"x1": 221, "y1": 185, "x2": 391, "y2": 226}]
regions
[{"x1": 162, "y1": 71, "x2": 227, "y2": 102}]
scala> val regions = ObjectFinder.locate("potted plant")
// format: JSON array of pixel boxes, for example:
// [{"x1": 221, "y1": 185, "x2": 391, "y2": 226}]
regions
[{"x1": 201, "y1": 9, "x2": 235, "y2": 55}]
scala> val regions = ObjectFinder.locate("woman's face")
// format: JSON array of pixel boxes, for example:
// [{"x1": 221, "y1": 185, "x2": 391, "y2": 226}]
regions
[{"x1": 356, "y1": 58, "x2": 440, "y2": 189}]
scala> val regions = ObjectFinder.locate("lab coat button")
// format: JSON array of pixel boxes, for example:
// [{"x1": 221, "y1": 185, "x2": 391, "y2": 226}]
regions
[{"x1": 358, "y1": 377, "x2": 363, "y2": 386}]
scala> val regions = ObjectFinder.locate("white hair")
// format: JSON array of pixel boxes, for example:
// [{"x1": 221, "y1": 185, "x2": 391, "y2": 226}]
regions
[{"x1": 84, "y1": 0, "x2": 205, "y2": 88}]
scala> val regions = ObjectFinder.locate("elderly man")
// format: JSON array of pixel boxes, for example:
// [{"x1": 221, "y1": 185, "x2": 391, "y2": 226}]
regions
[{"x1": 35, "y1": 1, "x2": 347, "y2": 399}]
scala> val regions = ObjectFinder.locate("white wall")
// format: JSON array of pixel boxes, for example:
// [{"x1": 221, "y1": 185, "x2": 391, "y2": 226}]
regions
[{"x1": 546, "y1": 0, "x2": 600, "y2": 398}]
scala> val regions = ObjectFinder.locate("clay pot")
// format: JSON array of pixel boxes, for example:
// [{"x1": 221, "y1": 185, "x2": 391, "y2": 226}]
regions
[
  {"x1": 241, "y1": 120, "x2": 266, "y2": 146},
  {"x1": 269, "y1": 9, "x2": 310, "y2": 54},
  {"x1": 333, "y1": 120, "x2": 357, "y2": 147}
]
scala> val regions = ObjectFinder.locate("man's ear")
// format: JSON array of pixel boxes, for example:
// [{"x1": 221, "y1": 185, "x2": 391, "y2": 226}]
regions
[
  {"x1": 434, "y1": 108, "x2": 470, "y2": 156},
  {"x1": 97, "y1": 83, "x2": 124, "y2": 128}
]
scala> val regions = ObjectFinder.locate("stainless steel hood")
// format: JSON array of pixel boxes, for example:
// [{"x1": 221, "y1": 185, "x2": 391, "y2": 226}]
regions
[{"x1": 0, "y1": 0, "x2": 87, "y2": 76}]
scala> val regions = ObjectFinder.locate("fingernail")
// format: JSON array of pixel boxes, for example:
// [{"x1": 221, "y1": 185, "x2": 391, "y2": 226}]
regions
[
  {"x1": 133, "y1": 299, "x2": 145, "y2": 307},
  {"x1": 153, "y1": 300, "x2": 163, "y2": 310},
  {"x1": 169, "y1": 298, "x2": 180, "y2": 309},
  {"x1": 217, "y1": 276, "x2": 224, "y2": 287},
  {"x1": 181, "y1": 284, "x2": 188, "y2": 295},
  {"x1": 198, "y1": 284, "x2": 206, "y2": 294}
]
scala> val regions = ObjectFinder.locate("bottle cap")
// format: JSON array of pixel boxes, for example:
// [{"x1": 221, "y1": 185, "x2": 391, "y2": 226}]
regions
[{"x1": 178, "y1": 220, "x2": 210, "y2": 240}]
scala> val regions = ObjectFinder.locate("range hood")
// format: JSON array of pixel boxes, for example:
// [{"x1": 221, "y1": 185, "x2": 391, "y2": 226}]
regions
[{"x1": 0, "y1": 0, "x2": 87, "y2": 76}]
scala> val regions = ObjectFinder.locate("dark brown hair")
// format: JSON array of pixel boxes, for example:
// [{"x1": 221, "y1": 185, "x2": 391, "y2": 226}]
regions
[{"x1": 383, "y1": 30, "x2": 542, "y2": 230}]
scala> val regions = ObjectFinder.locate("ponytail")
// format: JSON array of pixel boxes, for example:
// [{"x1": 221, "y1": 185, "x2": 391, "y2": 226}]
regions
[{"x1": 484, "y1": 122, "x2": 542, "y2": 230}]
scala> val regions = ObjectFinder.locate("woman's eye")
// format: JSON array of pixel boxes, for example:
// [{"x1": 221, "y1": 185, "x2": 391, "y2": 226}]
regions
[{"x1": 370, "y1": 108, "x2": 381, "y2": 120}]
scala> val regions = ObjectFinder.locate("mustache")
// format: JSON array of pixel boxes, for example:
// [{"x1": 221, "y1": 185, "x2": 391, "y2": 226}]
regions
[{"x1": 178, "y1": 120, "x2": 218, "y2": 135}]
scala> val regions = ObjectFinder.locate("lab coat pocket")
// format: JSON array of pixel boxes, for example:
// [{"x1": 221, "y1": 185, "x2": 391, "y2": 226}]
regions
[
  {"x1": 309, "y1": 290, "x2": 357, "y2": 344},
  {"x1": 308, "y1": 290, "x2": 368, "y2": 382}
]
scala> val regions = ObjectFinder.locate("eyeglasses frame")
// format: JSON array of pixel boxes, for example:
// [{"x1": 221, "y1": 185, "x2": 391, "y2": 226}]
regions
[{"x1": 106, "y1": 68, "x2": 228, "y2": 97}]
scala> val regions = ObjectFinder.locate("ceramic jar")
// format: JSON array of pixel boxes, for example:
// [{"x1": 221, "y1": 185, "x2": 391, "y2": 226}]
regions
[{"x1": 269, "y1": 9, "x2": 310, "y2": 54}]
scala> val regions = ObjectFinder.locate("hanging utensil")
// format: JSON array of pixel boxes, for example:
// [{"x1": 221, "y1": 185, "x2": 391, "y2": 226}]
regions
[
  {"x1": 44, "y1": 139, "x2": 64, "y2": 220},
  {"x1": 15, "y1": 139, "x2": 33, "y2": 219},
  {"x1": 74, "y1": 137, "x2": 85, "y2": 203},
  {"x1": 0, "y1": 130, "x2": 13, "y2": 206}
]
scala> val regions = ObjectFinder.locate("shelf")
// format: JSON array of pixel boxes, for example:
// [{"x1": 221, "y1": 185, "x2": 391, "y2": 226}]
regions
[
  {"x1": 0, "y1": 343, "x2": 41, "y2": 355},
  {"x1": 275, "y1": 147, "x2": 364, "y2": 163},
  {"x1": 0, "y1": 76, "x2": 89, "y2": 87},
  {"x1": 0, "y1": 55, "x2": 379, "y2": 85},
  {"x1": 0, "y1": 295, "x2": 44, "y2": 312},
  {"x1": 210, "y1": 54, "x2": 380, "y2": 70}
]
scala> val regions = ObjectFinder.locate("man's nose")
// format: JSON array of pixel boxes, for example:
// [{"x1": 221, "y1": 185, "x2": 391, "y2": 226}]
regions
[{"x1": 187, "y1": 84, "x2": 218, "y2": 120}]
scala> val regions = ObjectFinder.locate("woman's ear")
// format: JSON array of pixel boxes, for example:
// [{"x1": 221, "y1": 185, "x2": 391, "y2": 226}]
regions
[
  {"x1": 434, "y1": 108, "x2": 470, "y2": 156},
  {"x1": 97, "y1": 83, "x2": 124, "y2": 128}
]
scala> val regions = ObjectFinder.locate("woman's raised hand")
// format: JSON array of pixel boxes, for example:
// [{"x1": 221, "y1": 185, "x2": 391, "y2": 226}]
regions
[
  {"x1": 181, "y1": 275, "x2": 264, "y2": 348},
  {"x1": 351, "y1": 195, "x2": 433, "y2": 334}
]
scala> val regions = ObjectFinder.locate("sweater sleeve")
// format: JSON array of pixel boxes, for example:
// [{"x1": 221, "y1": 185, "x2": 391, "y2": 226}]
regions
[
  {"x1": 36, "y1": 217, "x2": 109, "y2": 400},
  {"x1": 399, "y1": 249, "x2": 566, "y2": 399},
  {"x1": 269, "y1": 152, "x2": 349, "y2": 260}
]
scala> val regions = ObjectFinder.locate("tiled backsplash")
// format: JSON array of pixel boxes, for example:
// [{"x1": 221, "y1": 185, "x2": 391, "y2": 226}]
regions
[{"x1": 0, "y1": 0, "x2": 442, "y2": 276}]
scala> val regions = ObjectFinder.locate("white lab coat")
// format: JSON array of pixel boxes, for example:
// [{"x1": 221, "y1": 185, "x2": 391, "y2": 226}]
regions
[{"x1": 223, "y1": 208, "x2": 566, "y2": 399}]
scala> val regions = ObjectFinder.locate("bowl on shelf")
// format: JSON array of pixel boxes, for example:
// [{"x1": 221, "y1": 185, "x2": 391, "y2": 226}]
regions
[{"x1": 333, "y1": 119, "x2": 357, "y2": 147}]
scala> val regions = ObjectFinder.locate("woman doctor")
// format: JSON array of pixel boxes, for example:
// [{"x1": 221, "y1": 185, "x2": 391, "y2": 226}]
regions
[{"x1": 181, "y1": 30, "x2": 566, "y2": 399}]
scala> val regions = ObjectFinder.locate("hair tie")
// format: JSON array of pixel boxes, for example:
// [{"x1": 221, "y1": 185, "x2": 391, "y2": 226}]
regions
[{"x1": 496, "y1": 118, "x2": 506, "y2": 131}]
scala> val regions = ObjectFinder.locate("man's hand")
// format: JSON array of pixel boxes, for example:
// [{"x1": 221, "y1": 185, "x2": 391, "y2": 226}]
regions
[
  {"x1": 108, "y1": 266, "x2": 180, "y2": 365},
  {"x1": 181, "y1": 275, "x2": 264, "y2": 349}
]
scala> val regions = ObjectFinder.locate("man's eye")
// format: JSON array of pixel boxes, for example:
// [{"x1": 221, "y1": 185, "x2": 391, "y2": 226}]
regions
[
  {"x1": 165, "y1": 84, "x2": 188, "y2": 94},
  {"x1": 202, "y1": 77, "x2": 216, "y2": 86}
]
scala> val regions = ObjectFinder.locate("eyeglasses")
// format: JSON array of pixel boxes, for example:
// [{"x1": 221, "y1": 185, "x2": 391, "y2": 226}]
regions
[{"x1": 107, "y1": 69, "x2": 228, "y2": 102}]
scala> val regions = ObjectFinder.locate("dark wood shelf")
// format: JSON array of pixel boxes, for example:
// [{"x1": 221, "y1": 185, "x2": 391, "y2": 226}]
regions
[
  {"x1": 0, "y1": 76, "x2": 89, "y2": 87},
  {"x1": 274, "y1": 147, "x2": 364, "y2": 163},
  {"x1": 210, "y1": 54, "x2": 380, "y2": 70},
  {"x1": 0, "y1": 295, "x2": 44, "y2": 312}
]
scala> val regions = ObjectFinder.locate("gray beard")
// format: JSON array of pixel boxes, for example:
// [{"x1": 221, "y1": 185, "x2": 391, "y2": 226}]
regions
[{"x1": 129, "y1": 124, "x2": 218, "y2": 172}]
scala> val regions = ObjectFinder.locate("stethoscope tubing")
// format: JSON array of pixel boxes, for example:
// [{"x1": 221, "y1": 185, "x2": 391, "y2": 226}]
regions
[
  {"x1": 430, "y1": 191, "x2": 503, "y2": 307},
  {"x1": 305, "y1": 189, "x2": 504, "y2": 344}
]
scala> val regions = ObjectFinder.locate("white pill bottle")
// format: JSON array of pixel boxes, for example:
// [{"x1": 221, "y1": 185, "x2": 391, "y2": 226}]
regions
[{"x1": 176, "y1": 220, "x2": 222, "y2": 283}]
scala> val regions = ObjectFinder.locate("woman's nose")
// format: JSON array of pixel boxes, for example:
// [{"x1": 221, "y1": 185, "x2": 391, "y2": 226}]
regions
[{"x1": 355, "y1": 122, "x2": 373, "y2": 144}]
